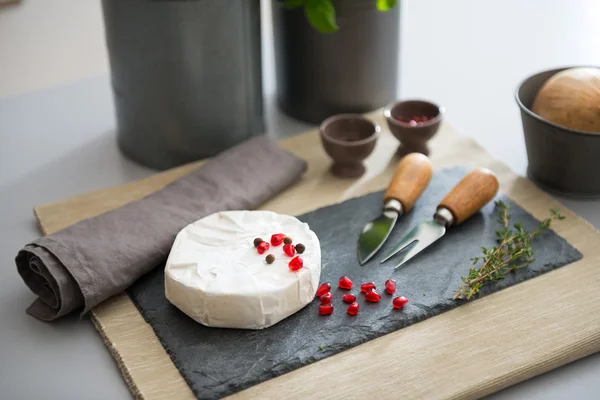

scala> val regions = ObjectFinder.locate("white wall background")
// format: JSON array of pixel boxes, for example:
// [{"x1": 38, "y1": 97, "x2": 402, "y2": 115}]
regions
[
  {"x1": 2, "y1": 0, "x2": 600, "y2": 102},
  {"x1": 0, "y1": 0, "x2": 108, "y2": 98}
]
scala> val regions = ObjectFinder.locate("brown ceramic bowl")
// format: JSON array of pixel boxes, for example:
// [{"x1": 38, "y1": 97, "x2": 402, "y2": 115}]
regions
[
  {"x1": 384, "y1": 99, "x2": 444, "y2": 156},
  {"x1": 319, "y1": 114, "x2": 381, "y2": 178}
]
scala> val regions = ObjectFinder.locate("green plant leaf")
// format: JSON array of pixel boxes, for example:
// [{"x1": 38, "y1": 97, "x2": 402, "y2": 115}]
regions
[
  {"x1": 283, "y1": 0, "x2": 305, "y2": 8},
  {"x1": 376, "y1": 0, "x2": 397, "y2": 11},
  {"x1": 305, "y1": 0, "x2": 339, "y2": 33}
]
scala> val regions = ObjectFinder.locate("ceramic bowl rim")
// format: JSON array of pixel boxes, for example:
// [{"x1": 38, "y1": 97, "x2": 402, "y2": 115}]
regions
[
  {"x1": 319, "y1": 113, "x2": 381, "y2": 147},
  {"x1": 515, "y1": 65, "x2": 600, "y2": 138},
  {"x1": 383, "y1": 99, "x2": 445, "y2": 128}
]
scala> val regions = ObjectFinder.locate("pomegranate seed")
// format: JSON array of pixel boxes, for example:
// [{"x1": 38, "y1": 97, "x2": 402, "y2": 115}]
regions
[
  {"x1": 393, "y1": 296, "x2": 409, "y2": 309},
  {"x1": 338, "y1": 276, "x2": 353, "y2": 290},
  {"x1": 257, "y1": 241, "x2": 270, "y2": 255},
  {"x1": 360, "y1": 282, "x2": 376, "y2": 293},
  {"x1": 409, "y1": 120, "x2": 418, "y2": 127},
  {"x1": 316, "y1": 282, "x2": 331, "y2": 297},
  {"x1": 384, "y1": 279, "x2": 396, "y2": 295},
  {"x1": 271, "y1": 233, "x2": 286, "y2": 246},
  {"x1": 342, "y1": 293, "x2": 356, "y2": 304},
  {"x1": 347, "y1": 302, "x2": 359, "y2": 316},
  {"x1": 283, "y1": 244, "x2": 296, "y2": 257},
  {"x1": 320, "y1": 292, "x2": 332, "y2": 305},
  {"x1": 288, "y1": 256, "x2": 303, "y2": 271},
  {"x1": 365, "y1": 289, "x2": 381, "y2": 302},
  {"x1": 319, "y1": 304, "x2": 333, "y2": 315}
]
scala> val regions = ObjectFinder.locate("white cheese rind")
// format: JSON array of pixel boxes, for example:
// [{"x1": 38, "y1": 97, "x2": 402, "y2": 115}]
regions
[{"x1": 164, "y1": 210, "x2": 321, "y2": 329}]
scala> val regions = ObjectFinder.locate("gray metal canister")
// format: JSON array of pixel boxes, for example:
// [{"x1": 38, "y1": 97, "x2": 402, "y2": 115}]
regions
[
  {"x1": 516, "y1": 66, "x2": 600, "y2": 198},
  {"x1": 272, "y1": 0, "x2": 401, "y2": 124},
  {"x1": 102, "y1": 0, "x2": 264, "y2": 170}
]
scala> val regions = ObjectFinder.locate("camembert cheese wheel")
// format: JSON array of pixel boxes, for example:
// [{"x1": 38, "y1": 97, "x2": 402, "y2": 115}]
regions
[{"x1": 164, "y1": 210, "x2": 321, "y2": 329}]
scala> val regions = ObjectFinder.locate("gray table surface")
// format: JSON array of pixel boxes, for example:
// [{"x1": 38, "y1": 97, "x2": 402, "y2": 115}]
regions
[{"x1": 2, "y1": 0, "x2": 600, "y2": 399}]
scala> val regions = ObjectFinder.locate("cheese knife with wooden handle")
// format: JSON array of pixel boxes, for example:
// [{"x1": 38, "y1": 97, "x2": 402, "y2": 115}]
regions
[
  {"x1": 357, "y1": 153, "x2": 433, "y2": 265},
  {"x1": 380, "y1": 167, "x2": 500, "y2": 269}
]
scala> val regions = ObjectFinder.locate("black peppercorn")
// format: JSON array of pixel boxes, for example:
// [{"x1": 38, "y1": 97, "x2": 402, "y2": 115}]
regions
[
  {"x1": 295, "y1": 243, "x2": 305, "y2": 254},
  {"x1": 283, "y1": 236, "x2": 293, "y2": 245},
  {"x1": 253, "y1": 238, "x2": 263, "y2": 248},
  {"x1": 265, "y1": 254, "x2": 275, "y2": 264}
]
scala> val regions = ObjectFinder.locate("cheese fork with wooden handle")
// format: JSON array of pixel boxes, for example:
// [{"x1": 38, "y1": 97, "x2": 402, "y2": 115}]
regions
[
  {"x1": 380, "y1": 168, "x2": 500, "y2": 270},
  {"x1": 358, "y1": 153, "x2": 433, "y2": 265}
]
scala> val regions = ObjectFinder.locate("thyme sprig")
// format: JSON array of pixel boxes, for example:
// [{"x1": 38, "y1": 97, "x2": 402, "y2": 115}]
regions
[{"x1": 452, "y1": 200, "x2": 565, "y2": 301}]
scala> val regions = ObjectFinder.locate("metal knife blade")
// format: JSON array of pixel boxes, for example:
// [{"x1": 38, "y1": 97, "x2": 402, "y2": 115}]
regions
[{"x1": 358, "y1": 201, "x2": 401, "y2": 265}]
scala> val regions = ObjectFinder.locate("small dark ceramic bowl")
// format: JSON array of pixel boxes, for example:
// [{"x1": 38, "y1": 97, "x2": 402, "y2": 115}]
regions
[
  {"x1": 516, "y1": 66, "x2": 600, "y2": 198},
  {"x1": 319, "y1": 114, "x2": 381, "y2": 178},
  {"x1": 384, "y1": 99, "x2": 444, "y2": 156}
]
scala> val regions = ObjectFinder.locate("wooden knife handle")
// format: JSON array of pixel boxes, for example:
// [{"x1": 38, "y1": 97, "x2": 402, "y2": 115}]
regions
[
  {"x1": 438, "y1": 168, "x2": 499, "y2": 225},
  {"x1": 384, "y1": 153, "x2": 433, "y2": 212}
]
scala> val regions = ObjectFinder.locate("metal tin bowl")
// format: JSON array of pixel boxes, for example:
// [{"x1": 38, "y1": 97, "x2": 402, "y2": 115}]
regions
[{"x1": 515, "y1": 66, "x2": 600, "y2": 198}]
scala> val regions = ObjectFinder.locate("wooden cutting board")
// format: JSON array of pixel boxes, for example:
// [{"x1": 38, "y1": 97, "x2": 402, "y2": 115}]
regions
[{"x1": 34, "y1": 111, "x2": 600, "y2": 400}]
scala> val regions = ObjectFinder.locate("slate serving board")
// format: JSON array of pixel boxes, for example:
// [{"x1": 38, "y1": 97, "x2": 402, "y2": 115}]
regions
[{"x1": 128, "y1": 166, "x2": 582, "y2": 400}]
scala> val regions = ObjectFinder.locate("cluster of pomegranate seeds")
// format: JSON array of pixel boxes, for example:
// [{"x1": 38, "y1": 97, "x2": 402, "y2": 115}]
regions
[
  {"x1": 283, "y1": 244, "x2": 296, "y2": 257},
  {"x1": 270, "y1": 233, "x2": 286, "y2": 246},
  {"x1": 258, "y1": 232, "x2": 307, "y2": 271},
  {"x1": 288, "y1": 256, "x2": 303, "y2": 271},
  {"x1": 360, "y1": 282, "x2": 376, "y2": 293},
  {"x1": 256, "y1": 241, "x2": 270, "y2": 255},
  {"x1": 342, "y1": 293, "x2": 356, "y2": 304},
  {"x1": 316, "y1": 282, "x2": 331, "y2": 297},
  {"x1": 347, "y1": 302, "x2": 359, "y2": 316},
  {"x1": 384, "y1": 279, "x2": 396, "y2": 295},
  {"x1": 395, "y1": 115, "x2": 432, "y2": 127},
  {"x1": 392, "y1": 296, "x2": 409, "y2": 309},
  {"x1": 319, "y1": 292, "x2": 332, "y2": 305},
  {"x1": 338, "y1": 276, "x2": 353, "y2": 290},
  {"x1": 316, "y1": 278, "x2": 409, "y2": 316}
]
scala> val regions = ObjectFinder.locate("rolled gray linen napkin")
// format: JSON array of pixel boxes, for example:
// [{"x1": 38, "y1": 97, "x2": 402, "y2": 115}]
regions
[{"x1": 16, "y1": 135, "x2": 307, "y2": 321}]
